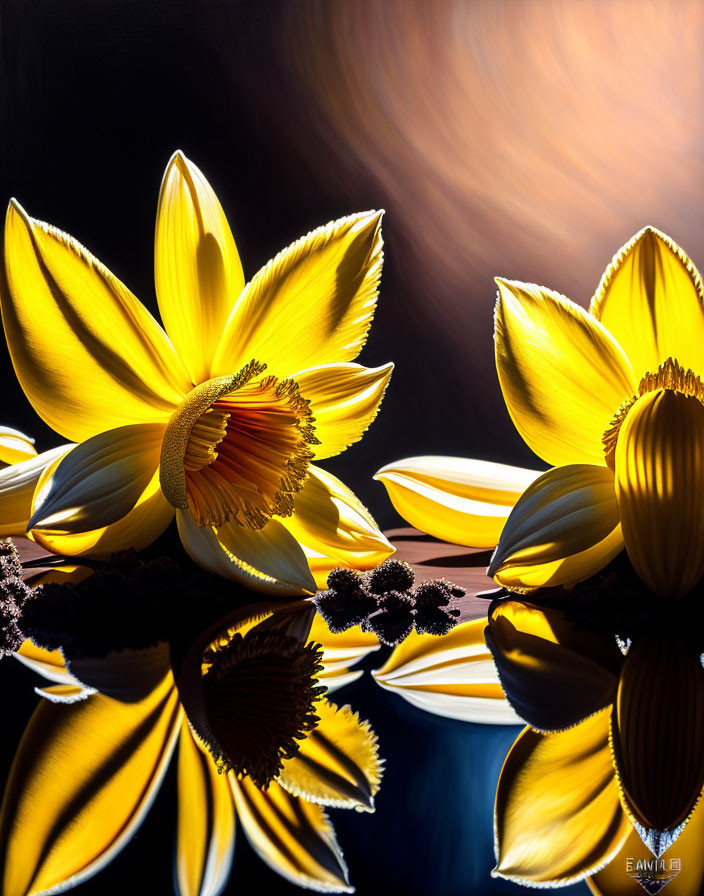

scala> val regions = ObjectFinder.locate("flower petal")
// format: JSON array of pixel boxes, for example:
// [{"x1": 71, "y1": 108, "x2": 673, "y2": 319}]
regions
[
  {"x1": 494, "y1": 708, "x2": 631, "y2": 886},
  {"x1": 292, "y1": 363, "x2": 393, "y2": 460},
  {"x1": 611, "y1": 638, "x2": 704, "y2": 839},
  {"x1": 67, "y1": 644, "x2": 173, "y2": 704},
  {"x1": 486, "y1": 599, "x2": 622, "y2": 731},
  {"x1": 0, "y1": 427, "x2": 37, "y2": 465},
  {"x1": 155, "y1": 152, "x2": 245, "y2": 385},
  {"x1": 28, "y1": 424, "x2": 164, "y2": 534},
  {"x1": 3, "y1": 201, "x2": 190, "y2": 441},
  {"x1": 590, "y1": 227, "x2": 704, "y2": 379},
  {"x1": 175, "y1": 724, "x2": 236, "y2": 896},
  {"x1": 311, "y1": 616, "x2": 380, "y2": 694},
  {"x1": 211, "y1": 211, "x2": 383, "y2": 381},
  {"x1": 277, "y1": 698, "x2": 382, "y2": 811},
  {"x1": 177, "y1": 510, "x2": 316, "y2": 595},
  {"x1": 278, "y1": 466, "x2": 393, "y2": 589},
  {"x1": 615, "y1": 388, "x2": 704, "y2": 598},
  {"x1": 14, "y1": 640, "x2": 75, "y2": 686},
  {"x1": 489, "y1": 464, "x2": 624, "y2": 590},
  {"x1": 0, "y1": 675, "x2": 182, "y2": 896},
  {"x1": 373, "y1": 619, "x2": 520, "y2": 724},
  {"x1": 230, "y1": 776, "x2": 352, "y2": 893},
  {"x1": 0, "y1": 446, "x2": 72, "y2": 537},
  {"x1": 495, "y1": 279, "x2": 636, "y2": 466},
  {"x1": 31, "y1": 467, "x2": 174, "y2": 559},
  {"x1": 587, "y1": 797, "x2": 704, "y2": 896},
  {"x1": 375, "y1": 456, "x2": 541, "y2": 548}
]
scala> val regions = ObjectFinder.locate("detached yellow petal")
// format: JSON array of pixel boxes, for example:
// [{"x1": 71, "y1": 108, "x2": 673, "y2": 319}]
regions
[
  {"x1": 177, "y1": 510, "x2": 316, "y2": 595},
  {"x1": 212, "y1": 211, "x2": 383, "y2": 381},
  {"x1": 176, "y1": 724, "x2": 236, "y2": 896},
  {"x1": 0, "y1": 446, "x2": 71, "y2": 537},
  {"x1": 615, "y1": 389, "x2": 704, "y2": 598},
  {"x1": 489, "y1": 464, "x2": 624, "y2": 591},
  {"x1": 14, "y1": 641, "x2": 74, "y2": 686},
  {"x1": 293, "y1": 362, "x2": 393, "y2": 460},
  {"x1": 28, "y1": 424, "x2": 164, "y2": 534},
  {"x1": 155, "y1": 152, "x2": 245, "y2": 385},
  {"x1": 588, "y1": 797, "x2": 704, "y2": 896},
  {"x1": 0, "y1": 676, "x2": 182, "y2": 896},
  {"x1": 495, "y1": 279, "x2": 636, "y2": 466},
  {"x1": 278, "y1": 466, "x2": 393, "y2": 589},
  {"x1": 311, "y1": 617, "x2": 380, "y2": 694},
  {"x1": 0, "y1": 427, "x2": 36, "y2": 465},
  {"x1": 277, "y1": 698, "x2": 382, "y2": 811},
  {"x1": 494, "y1": 709, "x2": 631, "y2": 886},
  {"x1": 373, "y1": 619, "x2": 520, "y2": 724},
  {"x1": 231, "y1": 776, "x2": 352, "y2": 893},
  {"x1": 32, "y1": 465, "x2": 174, "y2": 559},
  {"x1": 375, "y1": 456, "x2": 541, "y2": 548},
  {"x1": 2, "y1": 201, "x2": 190, "y2": 441},
  {"x1": 590, "y1": 227, "x2": 704, "y2": 379}
]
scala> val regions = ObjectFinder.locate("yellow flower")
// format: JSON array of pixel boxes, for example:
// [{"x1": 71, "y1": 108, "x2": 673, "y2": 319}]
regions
[
  {"x1": 485, "y1": 597, "x2": 704, "y2": 893},
  {"x1": 2, "y1": 152, "x2": 394, "y2": 594},
  {"x1": 3, "y1": 610, "x2": 382, "y2": 896},
  {"x1": 377, "y1": 228, "x2": 704, "y2": 597}
]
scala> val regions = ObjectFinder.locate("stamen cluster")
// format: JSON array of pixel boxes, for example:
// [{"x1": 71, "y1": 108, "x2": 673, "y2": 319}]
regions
[
  {"x1": 0, "y1": 540, "x2": 31, "y2": 656},
  {"x1": 314, "y1": 559, "x2": 464, "y2": 646}
]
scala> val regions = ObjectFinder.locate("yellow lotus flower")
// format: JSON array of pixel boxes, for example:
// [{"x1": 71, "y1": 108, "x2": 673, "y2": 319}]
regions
[
  {"x1": 2, "y1": 152, "x2": 394, "y2": 594},
  {"x1": 3, "y1": 609, "x2": 382, "y2": 896},
  {"x1": 486, "y1": 597, "x2": 704, "y2": 893},
  {"x1": 377, "y1": 228, "x2": 704, "y2": 597}
]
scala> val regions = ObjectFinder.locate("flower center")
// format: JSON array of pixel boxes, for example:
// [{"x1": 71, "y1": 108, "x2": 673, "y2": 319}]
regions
[
  {"x1": 602, "y1": 357, "x2": 704, "y2": 469},
  {"x1": 193, "y1": 627, "x2": 325, "y2": 787},
  {"x1": 160, "y1": 361, "x2": 318, "y2": 528}
]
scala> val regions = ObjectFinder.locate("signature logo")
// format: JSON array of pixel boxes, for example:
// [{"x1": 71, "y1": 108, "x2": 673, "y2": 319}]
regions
[{"x1": 625, "y1": 858, "x2": 681, "y2": 894}]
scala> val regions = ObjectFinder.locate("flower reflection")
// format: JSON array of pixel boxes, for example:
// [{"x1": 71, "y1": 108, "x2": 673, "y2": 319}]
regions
[
  {"x1": 0, "y1": 548, "x2": 382, "y2": 895},
  {"x1": 486, "y1": 581, "x2": 704, "y2": 893}
]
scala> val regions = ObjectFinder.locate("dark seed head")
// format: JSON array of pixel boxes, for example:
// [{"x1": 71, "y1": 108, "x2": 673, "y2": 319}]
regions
[
  {"x1": 366, "y1": 590, "x2": 415, "y2": 646},
  {"x1": 313, "y1": 586, "x2": 377, "y2": 633},
  {"x1": 365, "y1": 559, "x2": 415, "y2": 595}
]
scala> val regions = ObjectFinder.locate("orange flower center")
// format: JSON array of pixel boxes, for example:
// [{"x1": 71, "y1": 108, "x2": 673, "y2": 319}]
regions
[{"x1": 160, "y1": 361, "x2": 318, "y2": 528}]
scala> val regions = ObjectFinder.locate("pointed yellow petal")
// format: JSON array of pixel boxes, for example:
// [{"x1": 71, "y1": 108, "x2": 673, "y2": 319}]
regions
[
  {"x1": 278, "y1": 466, "x2": 393, "y2": 589},
  {"x1": 293, "y1": 362, "x2": 393, "y2": 460},
  {"x1": 2, "y1": 201, "x2": 190, "y2": 441},
  {"x1": 277, "y1": 698, "x2": 382, "y2": 811},
  {"x1": 212, "y1": 211, "x2": 383, "y2": 381},
  {"x1": 177, "y1": 510, "x2": 316, "y2": 595},
  {"x1": 230, "y1": 776, "x2": 352, "y2": 893},
  {"x1": 373, "y1": 619, "x2": 520, "y2": 724},
  {"x1": 486, "y1": 599, "x2": 621, "y2": 731},
  {"x1": 494, "y1": 709, "x2": 631, "y2": 886},
  {"x1": 176, "y1": 724, "x2": 236, "y2": 896},
  {"x1": 0, "y1": 446, "x2": 71, "y2": 537},
  {"x1": 155, "y1": 152, "x2": 245, "y2": 385},
  {"x1": 14, "y1": 640, "x2": 74, "y2": 686},
  {"x1": 375, "y1": 456, "x2": 541, "y2": 548},
  {"x1": 0, "y1": 427, "x2": 36, "y2": 465},
  {"x1": 28, "y1": 424, "x2": 164, "y2": 533},
  {"x1": 590, "y1": 227, "x2": 704, "y2": 379},
  {"x1": 495, "y1": 279, "x2": 636, "y2": 466},
  {"x1": 0, "y1": 676, "x2": 182, "y2": 896},
  {"x1": 310, "y1": 616, "x2": 380, "y2": 694},
  {"x1": 32, "y1": 465, "x2": 174, "y2": 558},
  {"x1": 615, "y1": 388, "x2": 704, "y2": 598},
  {"x1": 489, "y1": 464, "x2": 624, "y2": 590},
  {"x1": 587, "y1": 797, "x2": 704, "y2": 896}
]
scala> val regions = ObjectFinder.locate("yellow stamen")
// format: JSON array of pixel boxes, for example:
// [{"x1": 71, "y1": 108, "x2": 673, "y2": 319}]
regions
[
  {"x1": 603, "y1": 357, "x2": 704, "y2": 468},
  {"x1": 160, "y1": 360, "x2": 319, "y2": 529}
]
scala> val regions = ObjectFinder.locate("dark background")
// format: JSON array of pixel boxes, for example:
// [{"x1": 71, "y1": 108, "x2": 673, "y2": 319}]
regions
[{"x1": 2, "y1": 0, "x2": 703, "y2": 893}]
